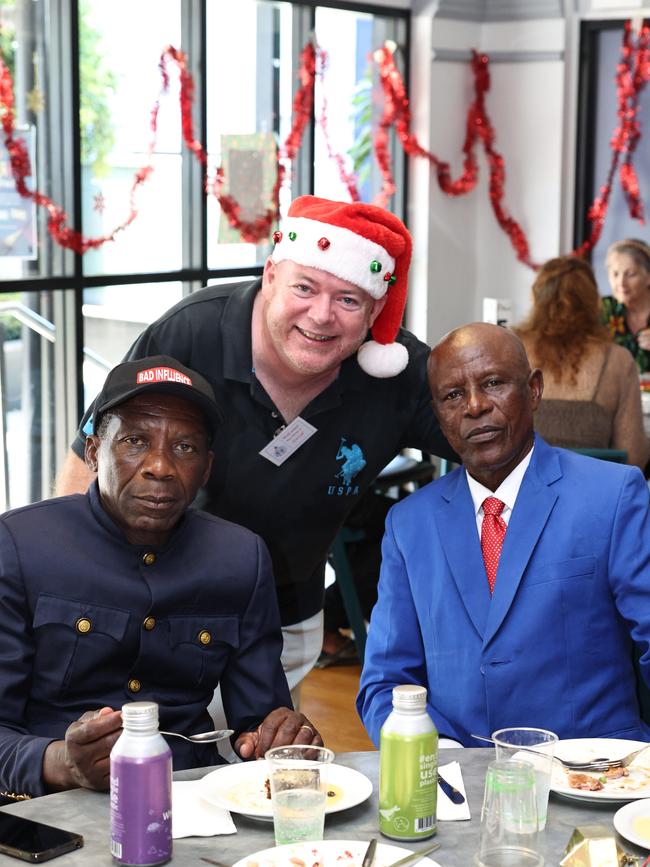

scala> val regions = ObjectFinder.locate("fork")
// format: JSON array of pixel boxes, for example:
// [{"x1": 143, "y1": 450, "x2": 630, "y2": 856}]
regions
[
  {"x1": 564, "y1": 744, "x2": 650, "y2": 772},
  {"x1": 470, "y1": 733, "x2": 650, "y2": 771}
]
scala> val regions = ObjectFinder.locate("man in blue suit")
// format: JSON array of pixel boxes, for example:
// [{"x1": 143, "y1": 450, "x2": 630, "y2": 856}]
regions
[{"x1": 358, "y1": 322, "x2": 650, "y2": 747}]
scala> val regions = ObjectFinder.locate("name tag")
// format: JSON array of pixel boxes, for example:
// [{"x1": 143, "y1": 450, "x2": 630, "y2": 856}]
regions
[{"x1": 259, "y1": 416, "x2": 318, "y2": 466}]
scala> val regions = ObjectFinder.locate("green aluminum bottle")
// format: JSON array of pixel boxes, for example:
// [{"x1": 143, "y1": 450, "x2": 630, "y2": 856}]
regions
[{"x1": 379, "y1": 684, "x2": 438, "y2": 841}]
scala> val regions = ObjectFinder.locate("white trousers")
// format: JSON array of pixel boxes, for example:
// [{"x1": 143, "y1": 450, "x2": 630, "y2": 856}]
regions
[{"x1": 281, "y1": 610, "x2": 324, "y2": 709}]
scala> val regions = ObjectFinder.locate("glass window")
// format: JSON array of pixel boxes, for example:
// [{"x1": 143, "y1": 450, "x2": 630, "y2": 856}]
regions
[
  {"x1": 82, "y1": 282, "x2": 184, "y2": 407},
  {"x1": 0, "y1": 288, "x2": 76, "y2": 510},
  {"x1": 0, "y1": 0, "x2": 409, "y2": 510},
  {"x1": 576, "y1": 20, "x2": 650, "y2": 289},
  {"x1": 313, "y1": 6, "x2": 406, "y2": 209},
  {"x1": 0, "y1": 0, "x2": 73, "y2": 281},
  {"x1": 205, "y1": 0, "x2": 290, "y2": 270},
  {"x1": 205, "y1": 1, "x2": 406, "y2": 272},
  {"x1": 79, "y1": 0, "x2": 183, "y2": 276}
]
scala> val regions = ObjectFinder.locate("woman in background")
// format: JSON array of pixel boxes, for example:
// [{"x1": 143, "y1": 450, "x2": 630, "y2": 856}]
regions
[
  {"x1": 516, "y1": 255, "x2": 649, "y2": 470},
  {"x1": 602, "y1": 238, "x2": 650, "y2": 374}
]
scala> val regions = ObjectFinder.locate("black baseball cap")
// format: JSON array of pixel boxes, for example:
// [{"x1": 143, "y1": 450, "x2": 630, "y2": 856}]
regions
[{"x1": 92, "y1": 355, "x2": 223, "y2": 442}]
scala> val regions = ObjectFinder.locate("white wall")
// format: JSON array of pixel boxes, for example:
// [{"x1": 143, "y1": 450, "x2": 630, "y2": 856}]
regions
[
  {"x1": 474, "y1": 22, "x2": 565, "y2": 325},
  {"x1": 406, "y1": 11, "x2": 565, "y2": 342}
]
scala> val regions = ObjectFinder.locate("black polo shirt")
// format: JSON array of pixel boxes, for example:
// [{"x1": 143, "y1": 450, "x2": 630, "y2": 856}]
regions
[{"x1": 73, "y1": 279, "x2": 453, "y2": 625}]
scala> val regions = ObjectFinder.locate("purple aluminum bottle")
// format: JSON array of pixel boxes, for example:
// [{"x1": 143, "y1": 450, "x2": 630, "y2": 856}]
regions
[{"x1": 110, "y1": 701, "x2": 172, "y2": 866}]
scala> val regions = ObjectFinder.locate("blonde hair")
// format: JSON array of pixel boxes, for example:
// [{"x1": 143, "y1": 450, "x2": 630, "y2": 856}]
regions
[{"x1": 606, "y1": 238, "x2": 650, "y2": 273}]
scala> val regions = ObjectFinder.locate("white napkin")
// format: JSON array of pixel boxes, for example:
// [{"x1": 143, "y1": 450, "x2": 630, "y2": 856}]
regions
[
  {"x1": 437, "y1": 761, "x2": 471, "y2": 821},
  {"x1": 171, "y1": 780, "x2": 237, "y2": 839}
]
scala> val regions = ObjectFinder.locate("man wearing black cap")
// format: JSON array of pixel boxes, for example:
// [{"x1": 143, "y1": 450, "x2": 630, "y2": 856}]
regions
[{"x1": 0, "y1": 356, "x2": 320, "y2": 799}]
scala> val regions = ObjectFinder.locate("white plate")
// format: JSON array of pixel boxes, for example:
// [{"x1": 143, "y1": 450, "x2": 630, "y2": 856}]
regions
[
  {"x1": 199, "y1": 761, "x2": 373, "y2": 819},
  {"x1": 232, "y1": 839, "x2": 441, "y2": 867},
  {"x1": 614, "y1": 799, "x2": 650, "y2": 850},
  {"x1": 550, "y1": 738, "x2": 650, "y2": 804}
]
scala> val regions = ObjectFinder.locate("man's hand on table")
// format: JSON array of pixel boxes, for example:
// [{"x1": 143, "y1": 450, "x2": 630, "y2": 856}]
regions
[
  {"x1": 42, "y1": 707, "x2": 122, "y2": 792},
  {"x1": 235, "y1": 707, "x2": 323, "y2": 760}
]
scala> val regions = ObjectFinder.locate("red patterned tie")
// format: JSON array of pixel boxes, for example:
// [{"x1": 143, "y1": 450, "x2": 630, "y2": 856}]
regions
[{"x1": 481, "y1": 497, "x2": 507, "y2": 594}]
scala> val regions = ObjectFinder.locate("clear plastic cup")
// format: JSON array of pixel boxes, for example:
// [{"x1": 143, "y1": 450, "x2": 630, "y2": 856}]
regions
[
  {"x1": 492, "y1": 727, "x2": 558, "y2": 831},
  {"x1": 474, "y1": 759, "x2": 544, "y2": 867},
  {"x1": 266, "y1": 745, "x2": 335, "y2": 845}
]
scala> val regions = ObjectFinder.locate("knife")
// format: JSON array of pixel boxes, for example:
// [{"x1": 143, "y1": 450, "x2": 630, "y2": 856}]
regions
[
  {"x1": 437, "y1": 772, "x2": 465, "y2": 805},
  {"x1": 362, "y1": 839, "x2": 377, "y2": 867},
  {"x1": 385, "y1": 842, "x2": 441, "y2": 867}
]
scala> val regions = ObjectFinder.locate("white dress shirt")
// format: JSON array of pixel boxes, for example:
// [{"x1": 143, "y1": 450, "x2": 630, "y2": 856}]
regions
[{"x1": 465, "y1": 445, "x2": 535, "y2": 541}]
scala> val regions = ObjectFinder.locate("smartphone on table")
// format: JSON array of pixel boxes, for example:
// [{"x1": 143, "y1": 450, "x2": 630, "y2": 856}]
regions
[{"x1": 0, "y1": 812, "x2": 83, "y2": 862}]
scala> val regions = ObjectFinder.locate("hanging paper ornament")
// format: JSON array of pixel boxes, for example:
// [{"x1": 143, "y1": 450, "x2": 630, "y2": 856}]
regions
[
  {"x1": 25, "y1": 87, "x2": 44, "y2": 114},
  {"x1": 26, "y1": 53, "x2": 44, "y2": 115}
]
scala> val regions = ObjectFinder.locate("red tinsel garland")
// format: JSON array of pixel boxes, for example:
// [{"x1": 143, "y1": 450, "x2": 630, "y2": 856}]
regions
[
  {"x1": 373, "y1": 27, "x2": 650, "y2": 268},
  {"x1": 0, "y1": 25, "x2": 648, "y2": 263},
  {"x1": 315, "y1": 47, "x2": 361, "y2": 202},
  {"x1": 618, "y1": 21, "x2": 650, "y2": 220},
  {"x1": 208, "y1": 42, "x2": 318, "y2": 242},
  {"x1": 373, "y1": 44, "x2": 536, "y2": 267},
  {"x1": 373, "y1": 45, "x2": 481, "y2": 202},
  {"x1": 0, "y1": 42, "x2": 319, "y2": 252},
  {"x1": 0, "y1": 46, "x2": 165, "y2": 254}
]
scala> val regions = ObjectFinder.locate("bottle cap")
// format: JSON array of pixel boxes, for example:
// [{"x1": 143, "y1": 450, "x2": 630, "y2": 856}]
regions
[
  {"x1": 392, "y1": 684, "x2": 427, "y2": 711},
  {"x1": 121, "y1": 701, "x2": 159, "y2": 731}
]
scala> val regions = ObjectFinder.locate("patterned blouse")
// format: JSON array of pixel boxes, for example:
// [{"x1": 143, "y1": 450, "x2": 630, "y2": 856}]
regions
[{"x1": 601, "y1": 295, "x2": 650, "y2": 374}]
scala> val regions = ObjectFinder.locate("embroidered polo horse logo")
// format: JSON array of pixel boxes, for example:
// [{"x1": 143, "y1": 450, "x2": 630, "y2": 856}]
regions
[{"x1": 335, "y1": 438, "x2": 366, "y2": 486}]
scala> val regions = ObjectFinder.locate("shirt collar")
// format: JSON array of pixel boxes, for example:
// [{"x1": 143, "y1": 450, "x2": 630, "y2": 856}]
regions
[
  {"x1": 221, "y1": 278, "x2": 261, "y2": 384},
  {"x1": 466, "y1": 444, "x2": 535, "y2": 518}
]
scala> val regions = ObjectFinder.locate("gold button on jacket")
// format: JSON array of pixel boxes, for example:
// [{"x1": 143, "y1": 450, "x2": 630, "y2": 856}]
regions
[
  {"x1": 128, "y1": 679, "x2": 141, "y2": 692},
  {"x1": 142, "y1": 552, "x2": 156, "y2": 566},
  {"x1": 76, "y1": 617, "x2": 92, "y2": 634},
  {"x1": 198, "y1": 630, "x2": 212, "y2": 646},
  {"x1": 143, "y1": 616, "x2": 156, "y2": 631},
  {"x1": 0, "y1": 791, "x2": 30, "y2": 801}
]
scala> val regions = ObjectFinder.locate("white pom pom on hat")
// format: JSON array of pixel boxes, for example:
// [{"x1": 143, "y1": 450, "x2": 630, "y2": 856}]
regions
[
  {"x1": 357, "y1": 340, "x2": 409, "y2": 378},
  {"x1": 271, "y1": 196, "x2": 413, "y2": 378}
]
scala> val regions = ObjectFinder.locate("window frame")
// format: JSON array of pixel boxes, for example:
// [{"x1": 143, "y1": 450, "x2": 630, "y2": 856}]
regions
[
  {"x1": 0, "y1": 0, "x2": 410, "y2": 495},
  {"x1": 573, "y1": 17, "x2": 650, "y2": 261}
]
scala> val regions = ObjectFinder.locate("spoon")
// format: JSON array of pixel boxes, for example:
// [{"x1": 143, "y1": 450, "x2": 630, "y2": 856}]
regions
[{"x1": 159, "y1": 728, "x2": 234, "y2": 743}]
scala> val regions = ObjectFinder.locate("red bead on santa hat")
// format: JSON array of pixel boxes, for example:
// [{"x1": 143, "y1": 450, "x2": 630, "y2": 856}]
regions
[{"x1": 271, "y1": 195, "x2": 413, "y2": 377}]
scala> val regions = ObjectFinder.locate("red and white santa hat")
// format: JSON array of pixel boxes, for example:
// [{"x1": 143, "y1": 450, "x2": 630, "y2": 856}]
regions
[{"x1": 271, "y1": 196, "x2": 413, "y2": 378}]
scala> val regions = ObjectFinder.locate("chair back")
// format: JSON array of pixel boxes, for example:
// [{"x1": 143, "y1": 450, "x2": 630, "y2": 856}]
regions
[
  {"x1": 331, "y1": 455, "x2": 438, "y2": 664},
  {"x1": 570, "y1": 447, "x2": 627, "y2": 464}
]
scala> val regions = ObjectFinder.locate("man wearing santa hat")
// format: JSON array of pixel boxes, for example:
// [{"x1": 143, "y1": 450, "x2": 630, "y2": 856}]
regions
[{"x1": 56, "y1": 196, "x2": 455, "y2": 703}]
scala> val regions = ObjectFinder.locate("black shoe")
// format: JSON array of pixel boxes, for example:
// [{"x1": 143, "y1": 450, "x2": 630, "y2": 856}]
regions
[{"x1": 314, "y1": 639, "x2": 359, "y2": 669}]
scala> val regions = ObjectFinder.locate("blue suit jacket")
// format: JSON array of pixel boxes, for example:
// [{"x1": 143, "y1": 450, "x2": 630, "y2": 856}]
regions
[{"x1": 358, "y1": 437, "x2": 650, "y2": 747}]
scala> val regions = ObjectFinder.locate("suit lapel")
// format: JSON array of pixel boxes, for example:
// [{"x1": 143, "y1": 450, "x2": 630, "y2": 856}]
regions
[
  {"x1": 435, "y1": 470, "x2": 491, "y2": 639},
  {"x1": 483, "y1": 439, "x2": 562, "y2": 646}
]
